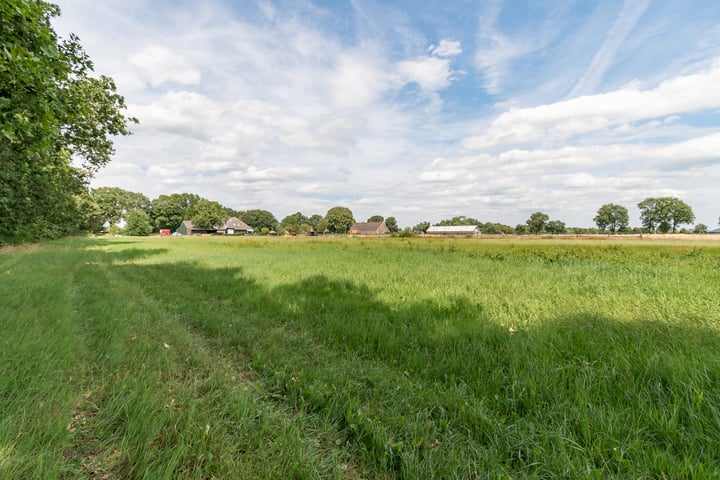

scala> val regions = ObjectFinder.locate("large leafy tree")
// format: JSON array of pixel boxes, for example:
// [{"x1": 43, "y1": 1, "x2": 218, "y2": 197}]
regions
[
  {"x1": 324, "y1": 206, "x2": 355, "y2": 233},
  {"x1": 545, "y1": 220, "x2": 566, "y2": 234},
  {"x1": 189, "y1": 199, "x2": 224, "y2": 228},
  {"x1": 239, "y1": 209, "x2": 279, "y2": 231},
  {"x1": 0, "y1": 1, "x2": 135, "y2": 244},
  {"x1": 150, "y1": 193, "x2": 201, "y2": 231},
  {"x1": 526, "y1": 211, "x2": 549, "y2": 234},
  {"x1": 385, "y1": 216, "x2": 399, "y2": 233},
  {"x1": 124, "y1": 210, "x2": 152, "y2": 236},
  {"x1": 594, "y1": 203, "x2": 629, "y2": 233},
  {"x1": 281, "y1": 212, "x2": 310, "y2": 234},
  {"x1": 638, "y1": 197, "x2": 695, "y2": 233},
  {"x1": 413, "y1": 221, "x2": 430, "y2": 233},
  {"x1": 90, "y1": 187, "x2": 149, "y2": 227}
]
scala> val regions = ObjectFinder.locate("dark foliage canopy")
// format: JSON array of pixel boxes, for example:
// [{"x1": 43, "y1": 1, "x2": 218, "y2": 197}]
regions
[{"x1": 0, "y1": 1, "x2": 136, "y2": 244}]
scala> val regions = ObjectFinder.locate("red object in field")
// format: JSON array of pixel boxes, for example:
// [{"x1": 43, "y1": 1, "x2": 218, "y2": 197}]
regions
[{"x1": 160, "y1": 229, "x2": 171, "y2": 236}]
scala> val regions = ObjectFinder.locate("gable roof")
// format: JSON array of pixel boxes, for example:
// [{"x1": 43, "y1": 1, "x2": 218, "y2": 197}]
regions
[
  {"x1": 349, "y1": 221, "x2": 386, "y2": 233},
  {"x1": 709, "y1": 227, "x2": 720, "y2": 234},
  {"x1": 224, "y1": 217, "x2": 252, "y2": 231}
]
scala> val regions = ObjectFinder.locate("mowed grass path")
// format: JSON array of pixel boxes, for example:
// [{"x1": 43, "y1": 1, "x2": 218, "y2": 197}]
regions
[{"x1": 1, "y1": 236, "x2": 720, "y2": 478}]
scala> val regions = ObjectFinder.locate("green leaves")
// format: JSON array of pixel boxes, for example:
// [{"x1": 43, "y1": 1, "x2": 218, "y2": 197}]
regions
[
  {"x1": 594, "y1": 203, "x2": 630, "y2": 233},
  {"x1": 0, "y1": 0, "x2": 135, "y2": 244},
  {"x1": 637, "y1": 197, "x2": 695, "y2": 233},
  {"x1": 324, "y1": 206, "x2": 355, "y2": 234}
]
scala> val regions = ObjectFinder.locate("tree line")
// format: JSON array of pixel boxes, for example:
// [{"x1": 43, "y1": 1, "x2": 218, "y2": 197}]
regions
[
  {"x1": 83, "y1": 187, "x2": 710, "y2": 238},
  {"x1": 410, "y1": 197, "x2": 709, "y2": 236},
  {"x1": 81, "y1": 187, "x2": 400, "y2": 237}
]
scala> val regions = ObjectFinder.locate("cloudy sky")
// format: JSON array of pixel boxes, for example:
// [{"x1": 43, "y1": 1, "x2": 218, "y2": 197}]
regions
[{"x1": 53, "y1": 0, "x2": 720, "y2": 228}]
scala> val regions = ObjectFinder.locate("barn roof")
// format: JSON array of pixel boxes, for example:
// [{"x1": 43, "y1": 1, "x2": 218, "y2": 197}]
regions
[
  {"x1": 426, "y1": 225, "x2": 480, "y2": 234},
  {"x1": 224, "y1": 217, "x2": 252, "y2": 231},
  {"x1": 350, "y1": 221, "x2": 385, "y2": 233}
]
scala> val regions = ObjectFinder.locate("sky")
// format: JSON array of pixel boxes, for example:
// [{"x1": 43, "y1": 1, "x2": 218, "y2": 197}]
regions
[{"x1": 53, "y1": 0, "x2": 720, "y2": 228}]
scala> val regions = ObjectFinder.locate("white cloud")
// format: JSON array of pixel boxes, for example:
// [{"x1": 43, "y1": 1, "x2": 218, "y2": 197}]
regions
[
  {"x1": 327, "y1": 54, "x2": 389, "y2": 109},
  {"x1": 396, "y1": 56, "x2": 454, "y2": 91},
  {"x1": 128, "y1": 45, "x2": 201, "y2": 87},
  {"x1": 129, "y1": 91, "x2": 224, "y2": 141},
  {"x1": 464, "y1": 60, "x2": 720, "y2": 149},
  {"x1": 430, "y1": 39, "x2": 462, "y2": 57}
]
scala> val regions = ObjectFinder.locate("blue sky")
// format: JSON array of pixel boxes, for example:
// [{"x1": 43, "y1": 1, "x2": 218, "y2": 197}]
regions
[{"x1": 53, "y1": 0, "x2": 720, "y2": 228}]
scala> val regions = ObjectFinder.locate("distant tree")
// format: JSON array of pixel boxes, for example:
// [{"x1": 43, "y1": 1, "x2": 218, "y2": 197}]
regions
[
  {"x1": 413, "y1": 221, "x2": 430, "y2": 233},
  {"x1": 91, "y1": 187, "x2": 150, "y2": 227},
  {"x1": 76, "y1": 191, "x2": 105, "y2": 233},
  {"x1": 515, "y1": 224, "x2": 528, "y2": 234},
  {"x1": 308, "y1": 214, "x2": 323, "y2": 228},
  {"x1": 124, "y1": 210, "x2": 153, "y2": 236},
  {"x1": 239, "y1": 209, "x2": 279, "y2": 231},
  {"x1": 594, "y1": 203, "x2": 629, "y2": 233},
  {"x1": 437, "y1": 216, "x2": 482, "y2": 226},
  {"x1": 480, "y1": 222, "x2": 515, "y2": 234},
  {"x1": 545, "y1": 220, "x2": 566, "y2": 234},
  {"x1": 385, "y1": 216, "x2": 399, "y2": 233},
  {"x1": 315, "y1": 217, "x2": 329, "y2": 233},
  {"x1": 637, "y1": 198, "x2": 661, "y2": 232},
  {"x1": 526, "y1": 212, "x2": 549, "y2": 234},
  {"x1": 663, "y1": 197, "x2": 695, "y2": 233},
  {"x1": 190, "y1": 199, "x2": 224, "y2": 228},
  {"x1": 281, "y1": 212, "x2": 309, "y2": 234},
  {"x1": 693, "y1": 224, "x2": 708, "y2": 234},
  {"x1": 481, "y1": 222, "x2": 499, "y2": 234},
  {"x1": 367, "y1": 215, "x2": 384, "y2": 222},
  {"x1": 324, "y1": 206, "x2": 355, "y2": 233},
  {"x1": 150, "y1": 193, "x2": 201, "y2": 231},
  {"x1": 638, "y1": 197, "x2": 695, "y2": 233}
]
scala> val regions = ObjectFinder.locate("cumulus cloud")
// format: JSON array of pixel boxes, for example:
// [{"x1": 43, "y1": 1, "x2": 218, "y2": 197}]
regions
[
  {"x1": 129, "y1": 91, "x2": 224, "y2": 141},
  {"x1": 430, "y1": 39, "x2": 462, "y2": 57},
  {"x1": 396, "y1": 56, "x2": 454, "y2": 91},
  {"x1": 327, "y1": 54, "x2": 389, "y2": 109},
  {"x1": 463, "y1": 61, "x2": 720, "y2": 149},
  {"x1": 128, "y1": 45, "x2": 201, "y2": 87}
]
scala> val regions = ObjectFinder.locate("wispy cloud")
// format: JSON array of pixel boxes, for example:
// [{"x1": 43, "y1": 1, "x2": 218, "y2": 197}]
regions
[{"x1": 570, "y1": 0, "x2": 652, "y2": 96}]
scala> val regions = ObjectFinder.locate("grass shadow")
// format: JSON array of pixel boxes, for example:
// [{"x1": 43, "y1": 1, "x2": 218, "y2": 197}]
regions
[{"x1": 61, "y1": 246, "x2": 720, "y2": 477}]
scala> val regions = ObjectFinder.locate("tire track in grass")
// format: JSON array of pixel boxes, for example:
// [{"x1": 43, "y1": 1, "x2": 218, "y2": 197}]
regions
[
  {"x1": 0, "y1": 241, "x2": 92, "y2": 478},
  {"x1": 65, "y1": 240, "x2": 364, "y2": 479}
]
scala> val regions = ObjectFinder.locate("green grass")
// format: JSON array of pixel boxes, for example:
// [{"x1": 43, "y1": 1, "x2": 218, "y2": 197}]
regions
[{"x1": 1, "y1": 236, "x2": 720, "y2": 478}]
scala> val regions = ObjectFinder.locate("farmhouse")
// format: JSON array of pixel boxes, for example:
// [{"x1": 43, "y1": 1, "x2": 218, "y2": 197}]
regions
[
  {"x1": 216, "y1": 217, "x2": 254, "y2": 235},
  {"x1": 348, "y1": 221, "x2": 390, "y2": 235},
  {"x1": 709, "y1": 228, "x2": 720, "y2": 234},
  {"x1": 175, "y1": 217, "x2": 254, "y2": 235},
  {"x1": 425, "y1": 225, "x2": 481, "y2": 236}
]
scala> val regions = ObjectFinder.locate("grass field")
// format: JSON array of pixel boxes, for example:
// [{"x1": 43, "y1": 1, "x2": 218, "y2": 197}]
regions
[{"x1": 1, "y1": 235, "x2": 720, "y2": 478}]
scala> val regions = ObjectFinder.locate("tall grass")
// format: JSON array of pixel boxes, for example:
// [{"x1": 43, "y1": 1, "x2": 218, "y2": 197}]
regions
[{"x1": 1, "y1": 236, "x2": 719, "y2": 478}]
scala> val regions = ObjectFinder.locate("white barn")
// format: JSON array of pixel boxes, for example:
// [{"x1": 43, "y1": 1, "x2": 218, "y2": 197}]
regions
[{"x1": 425, "y1": 225, "x2": 481, "y2": 236}]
